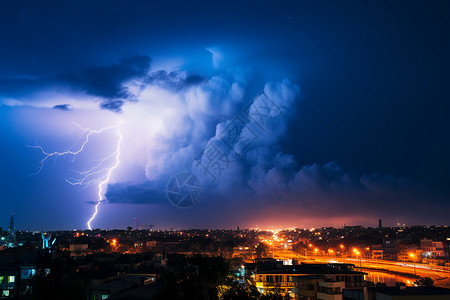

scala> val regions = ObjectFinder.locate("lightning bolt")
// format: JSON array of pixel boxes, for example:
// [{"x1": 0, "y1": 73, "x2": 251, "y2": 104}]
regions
[
  {"x1": 87, "y1": 128, "x2": 122, "y2": 230},
  {"x1": 29, "y1": 122, "x2": 124, "y2": 230}
]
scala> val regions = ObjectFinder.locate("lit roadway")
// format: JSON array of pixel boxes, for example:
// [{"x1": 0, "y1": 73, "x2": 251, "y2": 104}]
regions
[{"x1": 270, "y1": 249, "x2": 450, "y2": 289}]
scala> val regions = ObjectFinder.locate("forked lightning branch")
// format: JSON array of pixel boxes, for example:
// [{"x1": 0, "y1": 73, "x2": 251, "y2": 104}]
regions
[{"x1": 28, "y1": 122, "x2": 124, "y2": 230}]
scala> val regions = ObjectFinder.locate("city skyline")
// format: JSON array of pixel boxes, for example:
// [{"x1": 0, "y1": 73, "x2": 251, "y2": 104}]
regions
[{"x1": 0, "y1": 0, "x2": 449, "y2": 230}]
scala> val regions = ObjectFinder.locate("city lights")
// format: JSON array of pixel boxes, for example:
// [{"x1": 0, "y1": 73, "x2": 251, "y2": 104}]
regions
[{"x1": 1, "y1": 1, "x2": 449, "y2": 298}]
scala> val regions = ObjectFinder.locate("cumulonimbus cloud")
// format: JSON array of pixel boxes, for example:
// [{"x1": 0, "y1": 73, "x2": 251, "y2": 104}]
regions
[
  {"x1": 101, "y1": 65, "x2": 446, "y2": 226},
  {"x1": 8, "y1": 54, "x2": 443, "y2": 224}
]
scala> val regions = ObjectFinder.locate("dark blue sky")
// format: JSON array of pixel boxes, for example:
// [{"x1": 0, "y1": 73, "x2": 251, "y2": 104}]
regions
[{"x1": 0, "y1": 0, "x2": 449, "y2": 230}]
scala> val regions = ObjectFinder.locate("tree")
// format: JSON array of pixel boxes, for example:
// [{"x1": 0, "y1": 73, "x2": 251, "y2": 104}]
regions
[
  {"x1": 154, "y1": 255, "x2": 230, "y2": 300},
  {"x1": 414, "y1": 277, "x2": 434, "y2": 287},
  {"x1": 255, "y1": 242, "x2": 270, "y2": 258},
  {"x1": 220, "y1": 284, "x2": 260, "y2": 300},
  {"x1": 292, "y1": 242, "x2": 306, "y2": 255},
  {"x1": 259, "y1": 291, "x2": 283, "y2": 300},
  {"x1": 27, "y1": 251, "x2": 88, "y2": 300}
]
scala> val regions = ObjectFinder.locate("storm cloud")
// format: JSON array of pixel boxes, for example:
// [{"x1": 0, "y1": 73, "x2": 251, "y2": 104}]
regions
[
  {"x1": 53, "y1": 104, "x2": 72, "y2": 111},
  {"x1": 101, "y1": 70, "x2": 442, "y2": 225},
  {"x1": 1, "y1": 55, "x2": 152, "y2": 111}
]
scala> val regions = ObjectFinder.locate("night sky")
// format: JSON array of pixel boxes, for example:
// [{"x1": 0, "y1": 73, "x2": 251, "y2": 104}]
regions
[{"x1": 0, "y1": 0, "x2": 449, "y2": 230}]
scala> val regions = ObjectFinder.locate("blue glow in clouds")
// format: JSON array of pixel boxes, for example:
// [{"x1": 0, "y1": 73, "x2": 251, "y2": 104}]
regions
[{"x1": 0, "y1": 0, "x2": 448, "y2": 229}]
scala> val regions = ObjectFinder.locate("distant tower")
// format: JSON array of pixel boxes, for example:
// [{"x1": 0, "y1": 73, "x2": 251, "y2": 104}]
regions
[
  {"x1": 378, "y1": 219, "x2": 382, "y2": 229},
  {"x1": 7, "y1": 213, "x2": 16, "y2": 247}
]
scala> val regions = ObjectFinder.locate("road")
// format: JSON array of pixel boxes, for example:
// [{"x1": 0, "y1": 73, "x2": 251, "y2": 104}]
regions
[
  {"x1": 271, "y1": 250, "x2": 450, "y2": 288},
  {"x1": 316, "y1": 256, "x2": 450, "y2": 288}
]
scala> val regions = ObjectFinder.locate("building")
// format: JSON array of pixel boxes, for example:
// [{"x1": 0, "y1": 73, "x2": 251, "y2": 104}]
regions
[
  {"x1": 69, "y1": 243, "x2": 89, "y2": 257},
  {"x1": 420, "y1": 239, "x2": 448, "y2": 266},
  {"x1": 0, "y1": 267, "x2": 16, "y2": 299},
  {"x1": 6, "y1": 214, "x2": 16, "y2": 248},
  {"x1": 397, "y1": 245, "x2": 420, "y2": 263},
  {"x1": 0, "y1": 250, "x2": 47, "y2": 299},
  {"x1": 89, "y1": 274, "x2": 155, "y2": 300},
  {"x1": 295, "y1": 275, "x2": 346, "y2": 300},
  {"x1": 254, "y1": 270, "x2": 296, "y2": 296},
  {"x1": 247, "y1": 261, "x2": 366, "y2": 299},
  {"x1": 421, "y1": 239, "x2": 446, "y2": 258},
  {"x1": 371, "y1": 245, "x2": 384, "y2": 260},
  {"x1": 343, "y1": 286, "x2": 450, "y2": 300}
]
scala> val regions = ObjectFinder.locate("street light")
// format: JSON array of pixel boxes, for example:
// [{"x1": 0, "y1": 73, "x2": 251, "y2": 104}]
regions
[
  {"x1": 354, "y1": 249, "x2": 362, "y2": 272},
  {"x1": 409, "y1": 253, "x2": 416, "y2": 276}
]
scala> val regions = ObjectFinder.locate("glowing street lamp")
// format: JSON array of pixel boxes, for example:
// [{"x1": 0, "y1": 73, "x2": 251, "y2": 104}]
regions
[
  {"x1": 353, "y1": 249, "x2": 362, "y2": 272},
  {"x1": 409, "y1": 253, "x2": 416, "y2": 276}
]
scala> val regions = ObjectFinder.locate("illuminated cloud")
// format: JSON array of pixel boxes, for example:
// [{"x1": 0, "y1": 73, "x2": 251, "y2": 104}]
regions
[
  {"x1": 0, "y1": 55, "x2": 152, "y2": 111},
  {"x1": 4, "y1": 54, "x2": 447, "y2": 228},
  {"x1": 96, "y1": 67, "x2": 446, "y2": 226},
  {"x1": 206, "y1": 47, "x2": 224, "y2": 69}
]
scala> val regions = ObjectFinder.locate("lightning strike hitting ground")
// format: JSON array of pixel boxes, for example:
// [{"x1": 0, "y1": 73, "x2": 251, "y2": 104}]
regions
[
  {"x1": 87, "y1": 128, "x2": 122, "y2": 230},
  {"x1": 28, "y1": 122, "x2": 124, "y2": 230}
]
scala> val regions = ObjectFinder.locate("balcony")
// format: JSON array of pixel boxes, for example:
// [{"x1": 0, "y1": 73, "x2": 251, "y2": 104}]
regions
[
  {"x1": 344, "y1": 282, "x2": 365, "y2": 288},
  {"x1": 256, "y1": 281, "x2": 296, "y2": 288},
  {"x1": 317, "y1": 292, "x2": 343, "y2": 300}
]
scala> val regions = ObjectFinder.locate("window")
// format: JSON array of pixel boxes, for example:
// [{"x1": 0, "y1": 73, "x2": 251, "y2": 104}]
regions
[{"x1": 9, "y1": 276, "x2": 15, "y2": 283}]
